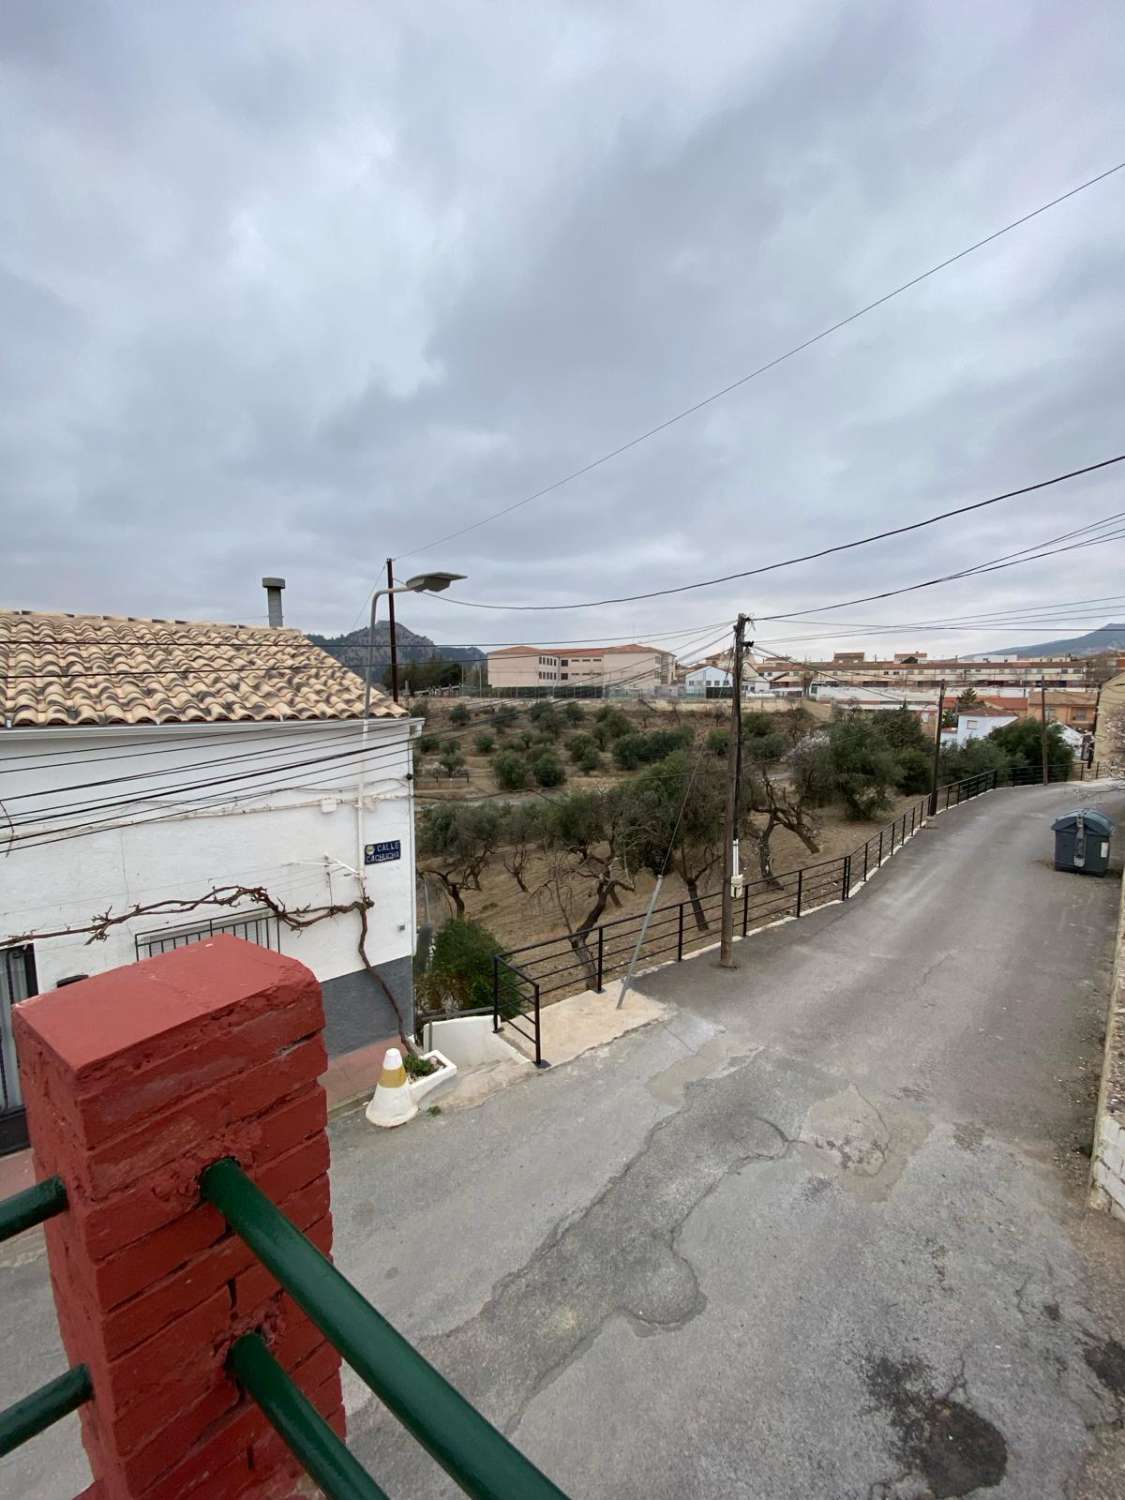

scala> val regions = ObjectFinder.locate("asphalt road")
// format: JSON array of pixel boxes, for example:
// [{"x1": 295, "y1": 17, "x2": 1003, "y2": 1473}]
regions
[{"x1": 4, "y1": 783, "x2": 1125, "y2": 1499}]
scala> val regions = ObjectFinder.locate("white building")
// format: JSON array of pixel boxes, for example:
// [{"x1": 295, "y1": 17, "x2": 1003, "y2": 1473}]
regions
[
  {"x1": 684, "y1": 664, "x2": 733, "y2": 694},
  {"x1": 951, "y1": 708, "x2": 1018, "y2": 747},
  {"x1": 0, "y1": 603, "x2": 418, "y2": 1154}
]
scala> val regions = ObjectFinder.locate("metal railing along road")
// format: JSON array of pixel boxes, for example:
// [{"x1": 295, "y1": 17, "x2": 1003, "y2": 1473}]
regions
[
  {"x1": 491, "y1": 956, "x2": 547, "y2": 1068},
  {"x1": 0, "y1": 1177, "x2": 93, "y2": 1458},
  {"x1": 200, "y1": 1159, "x2": 570, "y2": 1500},
  {"x1": 491, "y1": 769, "x2": 1031, "y2": 1013}
]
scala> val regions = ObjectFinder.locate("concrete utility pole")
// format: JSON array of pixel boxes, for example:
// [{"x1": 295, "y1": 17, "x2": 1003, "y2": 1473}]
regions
[
  {"x1": 929, "y1": 679, "x2": 946, "y2": 816},
  {"x1": 719, "y1": 614, "x2": 749, "y2": 969},
  {"x1": 386, "y1": 559, "x2": 399, "y2": 705},
  {"x1": 1040, "y1": 679, "x2": 1049, "y2": 784}
]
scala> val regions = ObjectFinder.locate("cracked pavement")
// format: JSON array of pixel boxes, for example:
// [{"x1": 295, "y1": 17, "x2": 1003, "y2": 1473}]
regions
[{"x1": 4, "y1": 785, "x2": 1125, "y2": 1498}]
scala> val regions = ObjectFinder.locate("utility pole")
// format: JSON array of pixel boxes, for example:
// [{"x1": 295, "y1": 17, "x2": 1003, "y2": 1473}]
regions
[
  {"x1": 1040, "y1": 679, "x2": 1049, "y2": 784},
  {"x1": 928, "y1": 680, "x2": 946, "y2": 816},
  {"x1": 386, "y1": 558, "x2": 399, "y2": 704},
  {"x1": 719, "y1": 614, "x2": 749, "y2": 969}
]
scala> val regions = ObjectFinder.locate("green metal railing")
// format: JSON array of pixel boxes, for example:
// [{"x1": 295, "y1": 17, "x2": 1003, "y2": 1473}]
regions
[
  {"x1": 0, "y1": 1174, "x2": 93, "y2": 1458},
  {"x1": 202, "y1": 1158, "x2": 570, "y2": 1500}
]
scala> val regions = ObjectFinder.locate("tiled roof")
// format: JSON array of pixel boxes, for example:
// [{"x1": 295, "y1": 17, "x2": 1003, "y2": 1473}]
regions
[{"x1": 0, "y1": 610, "x2": 406, "y2": 729}]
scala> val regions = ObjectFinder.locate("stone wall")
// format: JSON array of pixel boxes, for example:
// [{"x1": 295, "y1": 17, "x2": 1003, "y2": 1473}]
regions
[{"x1": 1090, "y1": 871, "x2": 1125, "y2": 1220}]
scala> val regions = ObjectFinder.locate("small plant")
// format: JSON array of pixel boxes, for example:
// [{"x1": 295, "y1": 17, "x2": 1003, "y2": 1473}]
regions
[
  {"x1": 474, "y1": 731, "x2": 496, "y2": 754},
  {"x1": 493, "y1": 750, "x2": 532, "y2": 791},
  {"x1": 417, "y1": 733, "x2": 440, "y2": 755},
  {"x1": 439, "y1": 743, "x2": 466, "y2": 779},
  {"x1": 532, "y1": 749, "x2": 566, "y2": 788},
  {"x1": 403, "y1": 1051, "x2": 439, "y2": 1078},
  {"x1": 449, "y1": 703, "x2": 471, "y2": 726},
  {"x1": 562, "y1": 701, "x2": 586, "y2": 726},
  {"x1": 576, "y1": 747, "x2": 602, "y2": 775}
]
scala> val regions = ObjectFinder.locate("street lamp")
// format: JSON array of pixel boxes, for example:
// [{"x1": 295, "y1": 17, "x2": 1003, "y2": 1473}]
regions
[{"x1": 362, "y1": 571, "x2": 466, "y2": 718}]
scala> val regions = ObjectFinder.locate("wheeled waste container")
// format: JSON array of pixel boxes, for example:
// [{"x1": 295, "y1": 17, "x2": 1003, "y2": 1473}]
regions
[{"x1": 1051, "y1": 809, "x2": 1114, "y2": 876}]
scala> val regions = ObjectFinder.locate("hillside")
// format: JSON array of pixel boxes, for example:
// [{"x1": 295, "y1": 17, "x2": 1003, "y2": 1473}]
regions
[
  {"x1": 991, "y1": 622, "x2": 1125, "y2": 658},
  {"x1": 309, "y1": 622, "x2": 483, "y2": 680}
]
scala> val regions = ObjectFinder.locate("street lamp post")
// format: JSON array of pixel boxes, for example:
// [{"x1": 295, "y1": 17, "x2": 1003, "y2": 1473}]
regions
[{"x1": 362, "y1": 571, "x2": 466, "y2": 718}]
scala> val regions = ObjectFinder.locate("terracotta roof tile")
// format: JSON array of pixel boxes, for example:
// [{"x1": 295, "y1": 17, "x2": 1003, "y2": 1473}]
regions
[{"x1": 0, "y1": 610, "x2": 405, "y2": 729}]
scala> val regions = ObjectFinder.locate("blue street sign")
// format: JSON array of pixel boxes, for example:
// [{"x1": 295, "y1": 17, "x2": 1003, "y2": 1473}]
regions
[{"x1": 364, "y1": 840, "x2": 402, "y2": 865}]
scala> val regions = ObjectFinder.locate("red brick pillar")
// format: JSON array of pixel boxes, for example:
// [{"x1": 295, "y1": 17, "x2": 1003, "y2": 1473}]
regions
[{"x1": 13, "y1": 935, "x2": 343, "y2": 1500}]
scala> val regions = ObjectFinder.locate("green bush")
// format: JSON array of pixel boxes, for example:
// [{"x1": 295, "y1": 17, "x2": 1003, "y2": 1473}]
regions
[
  {"x1": 493, "y1": 750, "x2": 532, "y2": 791},
  {"x1": 531, "y1": 750, "x2": 566, "y2": 788},
  {"x1": 439, "y1": 745, "x2": 465, "y2": 778},
  {"x1": 566, "y1": 732, "x2": 596, "y2": 763},
  {"x1": 828, "y1": 716, "x2": 901, "y2": 818},
  {"x1": 417, "y1": 734, "x2": 440, "y2": 755},
  {"x1": 562, "y1": 702, "x2": 586, "y2": 726},
  {"x1": 449, "y1": 703, "x2": 471, "y2": 726},
  {"x1": 706, "y1": 728, "x2": 729, "y2": 757},
  {"x1": 528, "y1": 701, "x2": 562, "y2": 736},
  {"x1": 591, "y1": 707, "x2": 631, "y2": 747},
  {"x1": 988, "y1": 717, "x2": 1073, "y2": 778},
  {"x1": 576, "y1": 747, "x2": 602, "y2": 775},
  {"x1": 493, "y1": 704, "x2": 519, "y2": 731},
  {"x1": 894, "y1": 746, "x2": 933, "y2": 794},
  {"x1": 612, "y1": 728, "x2": 692, "y2": 771},
  {"x1": 418, "y1": 918, "x2": 521, "y2": 1016},
  {"x1": 474, "y1": 732, "x2": 496, "y2": 754}
]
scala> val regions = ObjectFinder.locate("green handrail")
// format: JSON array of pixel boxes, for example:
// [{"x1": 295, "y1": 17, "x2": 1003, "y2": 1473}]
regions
[
  {"x1": 0, "y1": 1365, "x2": 92, "y2": 1457},
  {"x1": 230, "y1": 1334, "x2": 389, "y2": 1500},
  {"x1": 201, "y1": 1158, "x2": 569, "y2": 1500},
  {"x1": 0, "y1": 1176, "x2": 67, "y2": 1244}
]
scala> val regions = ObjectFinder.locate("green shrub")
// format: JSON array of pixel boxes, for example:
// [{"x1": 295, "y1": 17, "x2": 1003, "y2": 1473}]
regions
[
  {"x1": 474, "y1": 732, "x2": 496, "y2": 754},
  {"x1": 449, "y1": 703, "x2": 471, "y2": 726},
  {"x1": 894, "y1": 746, "x2": 933, "y2": 794},
  {"x1": 493, "y1": 751, "x2": 532, "y2": 791},
  {"x1": 562, "y1": 702, "x2": 586, "y2": 726},
  {"x1": 417, "y1": 734, "x2": 439, "y2": 755},
  {"x1": 567, "y1": 732, "x2": 596, "y2": 762},
  {"x1": 706, "y1": 728, "x2": 729, "y2": 757},
  {"x1": 612, "y1": 728, "x2": 692, "y2": 771},
  {"x1": 828, "y1": 716, "x2": 900, "y2": 818},
  {"x1": 493, "y1": 704, "x2": 519, "y2": 731},
  {"x1": 531, "y1": 750, "x2": 566, "y2": 788},
  {"x1": 418, "y1": 919, "x2": 521, "y2": 1016},
  {"x1": 591, "y1": 707, "x2": 631, "y2": 747},
  {"x1": 576, "y1": 747, "x2": 602, "y2": 775}
]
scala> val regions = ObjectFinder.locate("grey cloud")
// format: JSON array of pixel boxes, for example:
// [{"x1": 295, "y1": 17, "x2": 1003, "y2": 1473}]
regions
[{"x1": 2, "y1": 0, "x2": 1124, "y2": 660}]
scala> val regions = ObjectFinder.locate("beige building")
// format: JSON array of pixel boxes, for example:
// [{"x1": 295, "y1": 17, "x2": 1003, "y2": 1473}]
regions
[
  {"x1": 486, "y1": 643, "x2": 676, "y2": 694},
  {"x1": 759, "y1": 653, "x2": 1091, "y2": 695}
]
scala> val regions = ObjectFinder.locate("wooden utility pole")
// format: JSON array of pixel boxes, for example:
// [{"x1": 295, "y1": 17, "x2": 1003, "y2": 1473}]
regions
[
  {"x1": 928, "y1": 680, "x2": 946, "y2": 816},
  {"x1": 719, "y1": 614, "x2": 749, "y2": 969},
  {"x1": 1040, "y1": 679, "x2": 1049, "y2": 784},
  {"x1": 386, "y1": 558, "x2": 399, "y2": 704}
]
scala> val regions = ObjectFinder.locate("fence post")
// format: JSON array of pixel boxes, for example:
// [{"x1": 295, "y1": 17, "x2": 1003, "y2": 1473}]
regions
[
  {"x1": 677, "y1": 903, "x2": 685, "y2": 961},
  {"x1": 492, "y1": 955, "x2": 501, "y2": 1032},
  {"x1": 595, "y1": 926, "x2": 605, "y2": 993},
  {"x1": 741, "y1": 883, "x2": 750, "y2": 938},
  {"x1": 12, "y1": 939, "x2": 341, "y2": 1499},
  {"x1": 890, "y1": 820, "x2": 896, "y2": 855},
  {"x1": 841, "y1": 855, "x2": 851, "y2": 901},
  {"x1": 878, "y1": 829, "x2": 884, "y2": 865},
  {"x1": 863, "y1": 840, "x2": 869, "y2": 883},
  {"x1": 795, "y1": 868, "x2": 804, "y2": 918},
  {"x1": 532, "y1": 982, "x2": 544, "y2": 1069}
]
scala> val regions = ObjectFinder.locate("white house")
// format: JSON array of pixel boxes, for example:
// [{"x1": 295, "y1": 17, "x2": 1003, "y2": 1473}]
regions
[
  {"x1": 684, "y1": 664, "x2": 733, "y2": 695},
  {"x1": 0, "y1": 605, "x2": 419, "y2": 1153},
  {"x1": 952, "y1": 708, "x2": 1018, "y2": 747}
]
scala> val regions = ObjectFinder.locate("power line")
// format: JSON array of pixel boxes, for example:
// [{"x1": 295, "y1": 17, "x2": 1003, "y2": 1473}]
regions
[
  {"x1": 424, "y1": 453, "x2": 1125, "y2": 612},
  {"x1": 394, "y1": 164, "x2": 1125, "y2": 562},
  {"x1": 753, "y1": 518, "x2": 1125, "y2": 624}
]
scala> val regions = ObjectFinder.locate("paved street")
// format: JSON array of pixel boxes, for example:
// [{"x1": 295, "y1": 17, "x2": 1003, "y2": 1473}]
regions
[{"x1": 4, "y1": 784, "x2": 1125, "y2": 1498}]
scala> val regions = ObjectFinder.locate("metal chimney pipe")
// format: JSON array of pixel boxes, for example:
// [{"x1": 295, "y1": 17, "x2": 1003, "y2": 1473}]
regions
[{"x1": 261, "y1": 576, "x2": 286, "y2": 628}]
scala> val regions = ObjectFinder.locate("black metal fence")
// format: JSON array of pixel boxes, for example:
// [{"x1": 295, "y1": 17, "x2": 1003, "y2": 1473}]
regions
[{"x1": 490, "y1": 764, "x2": 1107, "y2": 1017}]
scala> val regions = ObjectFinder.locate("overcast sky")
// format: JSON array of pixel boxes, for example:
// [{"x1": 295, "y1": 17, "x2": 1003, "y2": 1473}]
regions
[{"x1": 3, "y1": 0, "x2": 1124, "y2": 662}]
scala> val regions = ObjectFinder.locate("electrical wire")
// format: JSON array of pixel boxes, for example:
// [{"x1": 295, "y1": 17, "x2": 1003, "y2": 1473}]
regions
[
  {"x1": 422, "y1": 453, "x2": 1125, "y2": 612},
  {"x1": 393, "y1": 163, "x2": 1125, "y2": 562}
]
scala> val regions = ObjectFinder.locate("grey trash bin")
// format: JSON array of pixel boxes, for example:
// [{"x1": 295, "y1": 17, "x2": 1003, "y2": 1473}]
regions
[{"x1": 1051, "y1": 809, "x2": 1114, "y2": 876}]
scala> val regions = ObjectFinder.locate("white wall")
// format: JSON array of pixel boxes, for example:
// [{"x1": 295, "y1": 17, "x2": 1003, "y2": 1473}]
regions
[
  {"x1": 0, "y1": 718, "x2": 417, "y2": 993},
  {"x1": 955, "y1": 713, "x2": 1016, "y2": 746}
]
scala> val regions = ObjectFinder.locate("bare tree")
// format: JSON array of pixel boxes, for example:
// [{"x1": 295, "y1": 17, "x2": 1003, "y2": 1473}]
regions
[
  {"x1": 539, "y1": 789, "x2": 636, "y2": 984},
  {"x1": 417, "y1": 802, "x2": 504, "y2": 917}
]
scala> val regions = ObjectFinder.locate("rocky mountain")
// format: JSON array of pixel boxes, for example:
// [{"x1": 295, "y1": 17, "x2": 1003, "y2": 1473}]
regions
[
  {"x1": 309, "y1": 621, "x2": 484, "y2": 679},
  {"x1": 991, "y1": 623, "x2": 1125, "y2": 658}
]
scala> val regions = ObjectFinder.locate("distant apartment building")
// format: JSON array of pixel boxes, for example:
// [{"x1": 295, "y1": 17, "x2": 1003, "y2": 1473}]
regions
[
  {"x1": 486, "y1": 643, "x2": 676, "y2": 694},
  {"x1": 758, "y1": 652, "x2": 1090, "y2": 694}
]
